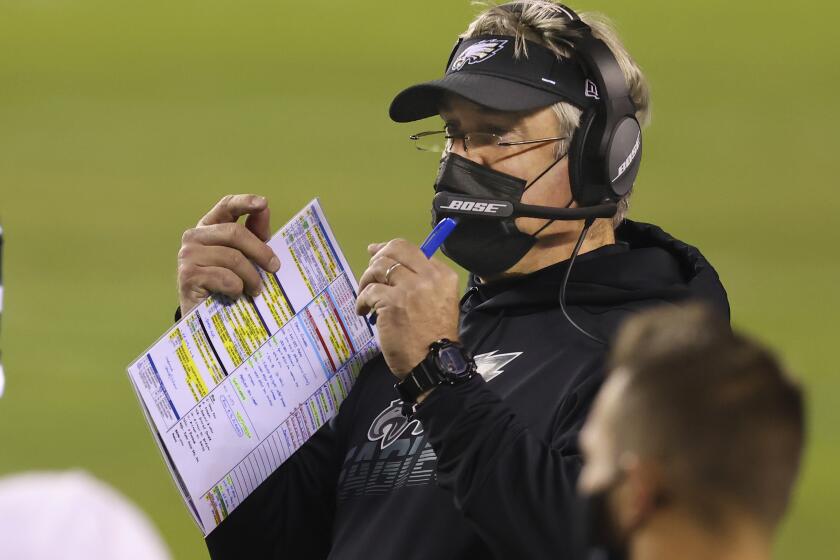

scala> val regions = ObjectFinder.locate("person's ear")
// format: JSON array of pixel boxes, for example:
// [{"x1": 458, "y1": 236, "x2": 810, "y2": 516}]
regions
[{"x1": 615, "y1": 452, "x2": 664, "y2": 532}]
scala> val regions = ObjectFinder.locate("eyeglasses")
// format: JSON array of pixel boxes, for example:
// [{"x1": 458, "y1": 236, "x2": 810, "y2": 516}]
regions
[{"x1": 410, "y1": 130, "x2": 568, "y2": 153}]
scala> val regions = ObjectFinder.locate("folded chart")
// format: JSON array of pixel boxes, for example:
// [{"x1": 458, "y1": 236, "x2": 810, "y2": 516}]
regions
[{"x1": 127, "y1": 199, "x2": 378, "y2": 535}]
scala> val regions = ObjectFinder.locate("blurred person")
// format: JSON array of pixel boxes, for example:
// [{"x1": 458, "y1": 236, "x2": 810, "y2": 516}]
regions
[
  {"x1": 0, "y1": 233, "x2": 170, "y2": 559},
  {"x1": 0, "y1": 471, "x2": 171, "y2": 560},
  {"x1": 173, "y1": 2, "x2": 731, "y2": 558},
  {"x1": 578, "y1": 305, "x2": 805, "y2": 560}
]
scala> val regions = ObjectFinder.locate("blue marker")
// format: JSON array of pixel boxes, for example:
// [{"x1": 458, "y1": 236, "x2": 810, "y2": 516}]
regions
[
  {"x1": 369, "y1": 217, "x2": 459, "y2": 325},
  {"x1": 420, "y1": 217, "x2": 459, "y2": 257}
]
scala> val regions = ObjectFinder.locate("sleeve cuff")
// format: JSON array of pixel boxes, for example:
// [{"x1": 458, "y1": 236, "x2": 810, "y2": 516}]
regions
[{"x1": 413, "y1": 374, "x2": 488, "y2": 433}]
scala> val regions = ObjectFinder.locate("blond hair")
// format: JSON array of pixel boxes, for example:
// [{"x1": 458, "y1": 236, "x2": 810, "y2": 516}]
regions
[{"x1": 463, "y1": 1, "x2": 651, "y2": 225}]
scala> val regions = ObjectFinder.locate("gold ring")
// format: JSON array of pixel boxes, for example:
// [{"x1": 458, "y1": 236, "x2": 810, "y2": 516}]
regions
[{"x1": 384, "y1": 262, "x2": 403, "y2": 286}]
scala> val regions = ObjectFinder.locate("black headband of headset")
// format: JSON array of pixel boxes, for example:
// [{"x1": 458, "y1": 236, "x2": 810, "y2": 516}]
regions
[{"x1": 499, "y1": 2, "x2": 635, "y2": 112}]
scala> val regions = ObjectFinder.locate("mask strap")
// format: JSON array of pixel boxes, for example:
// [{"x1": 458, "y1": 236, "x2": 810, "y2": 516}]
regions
[
  {"x1": 523, "y1": 151, "x2": 568, "y2": 192},
  {"x1": 523, "y1": 150, "x2": 579, "y2": 237},
  {"x1": 525, "y1": 151, "x2": 572, "y2": 237}
]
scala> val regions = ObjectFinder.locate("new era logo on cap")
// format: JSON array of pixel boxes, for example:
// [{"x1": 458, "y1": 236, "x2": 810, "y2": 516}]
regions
[
  {"x1": 450, "y1": 39, "x2": 508, "y2": 72},
  {"x1": 585, "y1": 79, "x2": 600, "y2": 100}
]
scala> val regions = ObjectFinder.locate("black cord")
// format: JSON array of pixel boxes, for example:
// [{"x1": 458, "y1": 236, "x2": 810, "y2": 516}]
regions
[{"x1": 559, "y1": 218, "x2": 606, "y2": 345}]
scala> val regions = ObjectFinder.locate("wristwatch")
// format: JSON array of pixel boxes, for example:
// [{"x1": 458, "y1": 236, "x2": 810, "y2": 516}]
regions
[{"x1": 395, "y1": 339, "x2": 477, "y2": 416}]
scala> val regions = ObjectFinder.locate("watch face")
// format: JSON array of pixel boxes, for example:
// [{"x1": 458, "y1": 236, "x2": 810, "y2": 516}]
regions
[{"x1": 437, "y1": 346, "x2": 470, "y2": 380}]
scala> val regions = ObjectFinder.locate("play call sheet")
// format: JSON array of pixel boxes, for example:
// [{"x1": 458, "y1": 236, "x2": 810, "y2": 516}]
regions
[{"x1": 127, "y1": 200, "x2": 379, "y2": 535}]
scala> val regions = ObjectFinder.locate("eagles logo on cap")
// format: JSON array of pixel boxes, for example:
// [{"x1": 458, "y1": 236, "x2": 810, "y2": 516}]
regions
[{"x1": 449, "y1": 39, "x2": 508, "y2": 72}]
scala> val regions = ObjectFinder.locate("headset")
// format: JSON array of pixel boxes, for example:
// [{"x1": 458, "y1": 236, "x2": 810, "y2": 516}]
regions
[
  {"x1": 503, "y1": 2, "x2": 643, "y2": 344},
  {"x1": 503, "y1": 2, "x2": 643, "y2": 209}
]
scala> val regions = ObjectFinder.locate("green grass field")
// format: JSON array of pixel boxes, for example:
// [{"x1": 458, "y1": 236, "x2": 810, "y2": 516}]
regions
[{"x1": 0, "y1": 1, "x2": 837, "y2": 557}]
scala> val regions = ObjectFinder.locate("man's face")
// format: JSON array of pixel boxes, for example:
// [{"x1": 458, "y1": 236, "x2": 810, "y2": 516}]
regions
[
  {"x1": 579, "y1": 370, "x2": 642, "y2": 547},
  {"x1": 438, "y1": 95, "x2": 583, "y2": 259},
  {"x1": 580, "y1": 370, "x2": 664, "y2": 550},
  {"x1": 579, "y1": 370, "x2": 628, "y2": 496}
]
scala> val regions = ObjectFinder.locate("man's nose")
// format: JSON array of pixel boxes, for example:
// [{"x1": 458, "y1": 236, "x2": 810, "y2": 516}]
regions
[{"x1": 448, "y1": 139, "x2": 490, "y2": 165}]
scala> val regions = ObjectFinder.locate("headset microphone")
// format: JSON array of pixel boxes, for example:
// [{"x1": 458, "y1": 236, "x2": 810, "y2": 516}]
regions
[{"x1": 433, "y1": 192, "x2": 617, "y2": 222}]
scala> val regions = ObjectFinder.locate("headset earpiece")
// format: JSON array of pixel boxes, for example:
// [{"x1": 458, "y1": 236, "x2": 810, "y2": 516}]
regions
[
  {"x1": 604, "y1": 112, "x2": 642, "y2": 199},
  {"x1": 569, "y1": 102, "x2": 642, "y2": 205},
  {"x1": 568, "y1": 106, "x2": 600, "y2": 206}
]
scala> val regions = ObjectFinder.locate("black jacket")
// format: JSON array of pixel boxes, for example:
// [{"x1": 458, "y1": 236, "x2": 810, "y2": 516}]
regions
[{"x1": 205, "y1": 220, "x2": 729, "y2": 559}]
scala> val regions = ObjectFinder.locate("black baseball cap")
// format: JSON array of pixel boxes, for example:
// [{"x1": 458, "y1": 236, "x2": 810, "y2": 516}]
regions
[{"x1": 389, "y1": 35, "x2": 598, "y2": 123}]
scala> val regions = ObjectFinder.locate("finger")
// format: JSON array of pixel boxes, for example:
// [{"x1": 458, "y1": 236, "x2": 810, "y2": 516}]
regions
[
  {"x1": 185, "y1": 223, "x2": 280, "y2": 273},
  {"x1": 179, "y1": 265, "x2": 246, "y2": 307},
  {"x1": 358, "y1": 255, "x2": 397, "y2": 294},
  {"x1": 372, "y1": 239, "x2": 433, "y2": 274},
  {"x1": 198, "y1": 194, "x2": 267, "y2": 227},
  {"x1": 359, "y1": 255, "x2": 416, "y2": 293},
  {"x1": 179, "y1": 244, "x2": 265, "y2": 296},
  {"x1": 367, "y1": 242, "x2": 386, "y2": 256},
  {"x1": 355, "y1": 283, "x2": 394, "y2": 316},
  {"x1": 245, "y1": 204, "x2": 271, "y2": 242},
  {"x1": 428, "y1": 257, "x2": 460, "y2": 287}
]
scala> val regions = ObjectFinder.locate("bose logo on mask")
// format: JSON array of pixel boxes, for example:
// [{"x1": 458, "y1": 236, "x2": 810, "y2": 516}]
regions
[{"x1": 440, "y1": 200, "x2": 507, "y2": 214}]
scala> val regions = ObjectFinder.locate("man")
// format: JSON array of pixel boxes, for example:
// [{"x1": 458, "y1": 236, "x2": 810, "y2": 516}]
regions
[
  {"x1": 578, "y1": 304, "x2": 805, "y2": 560},
  {"x1": 178, "y1": 2, "x2": 729, "y2": 558}
]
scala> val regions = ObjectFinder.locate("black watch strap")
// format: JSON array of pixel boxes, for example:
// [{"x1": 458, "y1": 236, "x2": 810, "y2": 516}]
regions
[
  {"x1": 395, "y1": 340, "x2": 475, "y2": 415},
  {"x1": 396, "y1": 358, "x2": 442, "y2": 405}
]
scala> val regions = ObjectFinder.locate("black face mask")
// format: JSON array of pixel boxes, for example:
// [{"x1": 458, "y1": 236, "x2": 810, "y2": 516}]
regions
[
  {"x1": 579, "y1": 472, "x2": 667, "y2": 560},
  {"x1": 431, "y1": 152, "x2": 567, "y2": 277},
  {"x1": 580, "y1": 481, "x2": 629, "y2": 560}
]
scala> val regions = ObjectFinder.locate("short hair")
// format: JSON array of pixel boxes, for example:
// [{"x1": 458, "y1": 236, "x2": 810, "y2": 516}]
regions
[
  {"x1": 462, "y1": 1, "x2": 651, "y2": 226},
  {"x1": 607, "y1": 304, "x2": 805, "y2": 530}
]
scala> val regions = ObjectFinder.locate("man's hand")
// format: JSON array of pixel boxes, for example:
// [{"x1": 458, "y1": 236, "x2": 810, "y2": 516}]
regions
[
  {"x1": 356, "y1": 239, "x2": 460, "y2": 377},
  {"x1": 177, "y1": 194, "x2": 281, "y2": 315}
]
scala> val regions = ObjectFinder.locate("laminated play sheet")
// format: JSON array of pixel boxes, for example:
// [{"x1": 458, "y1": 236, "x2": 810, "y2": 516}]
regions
[{"x1": 127, "y1": 199, "x2": 378, "y2": 534}]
